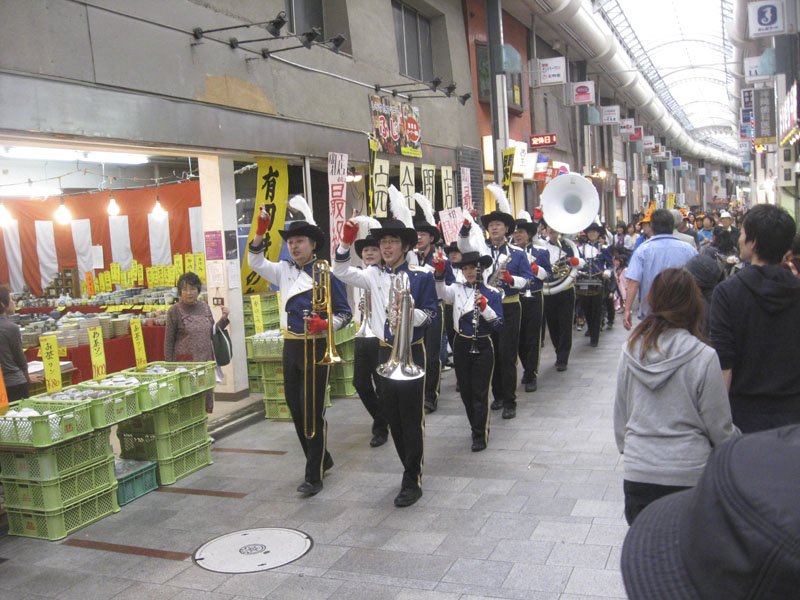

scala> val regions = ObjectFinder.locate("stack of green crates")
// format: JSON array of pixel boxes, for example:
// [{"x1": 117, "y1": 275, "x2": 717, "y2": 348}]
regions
[
  {"x1": 331, "y1": 322, "x2": 356, "y2": 396},
  {"x1": 0, "y1": 428, "x2": 120, "y2": 540},
  {"x1": 243, "y1": 291, "x2": 280, "y2": 337}
]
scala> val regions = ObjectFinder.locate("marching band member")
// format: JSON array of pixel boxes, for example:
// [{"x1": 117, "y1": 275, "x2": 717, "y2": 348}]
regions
[
  {"x1": 352, "y1": 231, "x2": 389, "y2": 448},
  {"x1": 334, "y1": 187, "x2": 437, "y2": 507},
  {"x1": 471, "y1": 184, "x2": 535, "y2": 420},
  {"x1": 577, "y1": 223, "x2": 613, "y2": 347},
  {"x1": 247, "y1": 197, "x2": 352, "y2": 497},
  {"x1": 513, "y1": 210, "x2": 552, "y2": 393},
  {"x1": 433, "y1": 251, "x2": 503, "y2": 451},
  {"x1": 442, "y1": 242, "x2": 464, "y2": 367},
  {"x1": 411, "y1": 193, "x2": 449, "y2": 413},
  {"x1": 541, "y1": 221, "x2": 584, "y2": 371}
]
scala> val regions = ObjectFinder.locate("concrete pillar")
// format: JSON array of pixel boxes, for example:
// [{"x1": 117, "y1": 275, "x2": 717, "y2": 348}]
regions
[{"x1": 198, "y1": 156, "x2": 249, "y2": 400}]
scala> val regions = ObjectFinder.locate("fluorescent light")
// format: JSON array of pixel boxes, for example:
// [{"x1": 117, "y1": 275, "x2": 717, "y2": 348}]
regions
[
  {"x1": 0, "y1": 146, "x2": 149, "y2": 165},
  {"x1": 0, "y1": 184, "x2": 62, "y2": 197}
]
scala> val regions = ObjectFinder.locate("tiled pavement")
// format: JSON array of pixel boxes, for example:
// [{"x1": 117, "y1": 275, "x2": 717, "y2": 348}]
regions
[{"x1": 0, "y1": 322, "x2": 630, "y2": 599}]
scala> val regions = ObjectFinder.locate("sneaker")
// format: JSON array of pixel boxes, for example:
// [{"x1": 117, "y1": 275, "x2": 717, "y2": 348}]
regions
[{"x1": 442, "y1": 364, "x2": 452, "y2": 372}]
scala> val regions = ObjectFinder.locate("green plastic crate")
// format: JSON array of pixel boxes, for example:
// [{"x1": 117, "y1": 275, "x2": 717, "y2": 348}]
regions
[
  {"x1": 260, "y1": 360, "x2": 284, "y2": 379},
  {"x1": 75, "y1": 384, "x2": 141, "y2": 428},
  {"x1": 156, "y1": 440, "x2": 213, "y2": 485},
  {"x1": 0, "y1": 399, "x2": 93, "y2": 448},
  {"x1": 334, "y1": 321, "x2": 356, "y2": 344},
  {"x1": 248, "y1": 376, "x2": 265, "y2": 394},
  {"x1": 331, "y1": 361, "x2": 355, "y2": 381},
  {"x1": 6, "y1": 483, "x2": 120, "y2": 540},
  {"x1": 249, "y1": 335, "x2": 283, "y2": 358},
  {"x1": 120, "y1": 370, "x2": 181, "y2": 406},
  {"x1": 336, "y1": 339, "x2": 355, "y2": 361},
  {"x1": 137, "y1": 362, "x2": 215, "y2": 398},
  {"x1": 263, "y1": 398, "x2": 292, "y2": 419},
  {"x1": 0, "y1": 429, "x2": 112, "y2": 481},
  {"x1": 2, "y1": 456, "x2": 115, "y2": 511},
  {"x1": 246, "y1": 361, "x2": 261, "y2": 377},
  {"x1": 80, "y1": 378, "x2": 159, "y2": 413},
  {"x1": 330, "y1": 378, "x2": 357, "y2": 397},
  {"x1": 117, "y1": 393, "x2": 207, "y2": 436},
  {"x1": 118, "y1": 419, "x2": 209, "y2": 461},
  {"x1": 115, "y1": 459, "x2": 158, "y2": 506},
  {"x1": 262, "y1": 380, "x2": 286, "y2": 400}
]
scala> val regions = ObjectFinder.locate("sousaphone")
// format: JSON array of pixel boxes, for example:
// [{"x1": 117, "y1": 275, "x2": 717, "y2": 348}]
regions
[{"x1": 538, "y1": 173, "x2": 600, "y2": 295}]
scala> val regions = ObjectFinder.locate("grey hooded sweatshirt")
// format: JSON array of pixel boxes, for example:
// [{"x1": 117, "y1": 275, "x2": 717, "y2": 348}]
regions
[{"x1": 614, "y1": 328, "x2": 739, "y2": 487}]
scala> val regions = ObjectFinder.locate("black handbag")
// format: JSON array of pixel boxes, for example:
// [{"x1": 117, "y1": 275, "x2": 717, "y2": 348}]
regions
[{"x1": 212, "y1": 326, "x2": 232, "y2": 367}]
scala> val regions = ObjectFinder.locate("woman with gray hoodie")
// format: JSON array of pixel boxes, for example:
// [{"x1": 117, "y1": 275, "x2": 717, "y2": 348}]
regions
[{"x1": 614, "y1": 268, "x2": 739, "y2": 524}]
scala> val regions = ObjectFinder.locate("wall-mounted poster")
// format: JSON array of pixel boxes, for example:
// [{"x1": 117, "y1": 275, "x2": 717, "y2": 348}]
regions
[{"x1": 369, "y1": 95, "x2": 422, "y2": 157}]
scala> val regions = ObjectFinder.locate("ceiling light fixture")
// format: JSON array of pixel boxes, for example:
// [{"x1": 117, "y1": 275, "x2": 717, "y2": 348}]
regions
[
  {"x1": 193, "y1": 11, "x2": 287, "y2": 40},
  {"x1": 54, "y1": 196, "x2": 72, "y2": 225},
  {"x1": 107, "y1": 189, "x2": 120, "y2": 216}
]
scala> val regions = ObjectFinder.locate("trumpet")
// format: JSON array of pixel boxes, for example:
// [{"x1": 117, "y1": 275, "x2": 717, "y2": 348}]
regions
[
  {"x1": 304, "y1": 260, "x2": 342, "y2": 440},
  {"x1": 376, "y1": 271, "x2": 424, "y2": 380}
]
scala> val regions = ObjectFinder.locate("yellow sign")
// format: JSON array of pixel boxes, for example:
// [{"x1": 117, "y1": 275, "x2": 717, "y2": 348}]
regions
[
  {"x1": 501, "y1": 147, "x2": 516, "y2": 200},
  {"x1": 667, "y1": 193, "x2": 676, "y2": 210},
  {"x1": 250, "y1": 295, "x2": 264, "y2": 334},
  {"x1": 80, "y1": 280, "x2": 87, "y2": 297},
  {"x1": 35, "y1": 346, "x2": 67, "y2": 358},
  {"x1": 399, "y1": 161, "x2": 416, "y2": 215},
  {"x1": 121, "y1": 270, "x2": 128, "y2": 289},
  {"x1": 137, "y1": 263, "x2": 144, "y2": 285},
  {"x1": 371, "y1": 157, "x2": 390, "y2": 218},
  {"x1": 87, "y1": 326, "x2": 106, "y2": 381},
  {"x1": 110, "y1": 263, "x2": 121, "y2": 284},
  {"x1": 185, "y1": 253, "x2": 195, "y2": 275},
  {"x1": 103, "y1": 271, "x2": 112, "y2": 292},
  {"x1": 146, "y1": 267, "x2": 153, "y2": 288},
  {"x1": 173, "y1": 254, "x2": 184, "y2": 277},
  {"x1": 195, "y1": 253, "x2": 206, "y2": 284},
  {"x1": 85, "y1": 272, "x2": 95, "y2": 297},
  {"x1": 40, "y1": 335, "x2": 62, "y2": 393},
  {"x1": 130, "y1": 319, "x2": 147, "y2": 371},
  {"x1": 241, "y1": 157, "x2": 289, "y2": 295}
]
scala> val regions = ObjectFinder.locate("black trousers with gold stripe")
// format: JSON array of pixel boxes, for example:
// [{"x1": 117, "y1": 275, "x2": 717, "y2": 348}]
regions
[
  {"x1": 454, "y1": 334, "x2": 494, "y2": 444},
  {"x1": 519, "y1": 291, "x2": 544, "y2": 382},
  {"x1": 282, "y1": 338, "x2": 332, "y2": 484},
  {"x1": 491, "y1": 299, "x2": 521, "y2": 408},
  {"x1": 422, "y1": 302, "x2": 443, "y2": 410},
  {"x1": 378, "y1": 343, "x2": 426, "y2": 492}
]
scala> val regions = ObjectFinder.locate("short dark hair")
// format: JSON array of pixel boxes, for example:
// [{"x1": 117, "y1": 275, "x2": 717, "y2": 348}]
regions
[
  {"x1": 0, "y1": 284, "x2": 9, "y2": 311},
  {"x1": 650, "y1": 209, "x2": 674, "y2": 236},
  {"x1": 742, "y1": 204, "x2": 796, "y2": 264},
  {"x1": 711, "y1": 226, "x2": 737, "y2": 255},
  {"x1": 177, "y1": 271, "x2": 202, "y2": 292}
]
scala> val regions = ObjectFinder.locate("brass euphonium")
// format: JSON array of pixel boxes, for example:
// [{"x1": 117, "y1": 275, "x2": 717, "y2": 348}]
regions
[
  {"x1": 376, "y1": 271, "x2": 425, "y2": 380},
  {"x1": 303, "y1": 260, "x2": 342, "y2": 439}
]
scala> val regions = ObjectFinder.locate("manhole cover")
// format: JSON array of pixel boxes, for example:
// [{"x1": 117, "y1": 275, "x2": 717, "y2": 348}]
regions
[{"x1": 193, "y1": 528, "x2": 313, "y2": 573}]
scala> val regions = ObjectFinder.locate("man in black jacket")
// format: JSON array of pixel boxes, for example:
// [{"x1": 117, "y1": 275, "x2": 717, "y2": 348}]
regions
[{"x1": 709, "y1": 204, "x2": 800, "y2": 433}]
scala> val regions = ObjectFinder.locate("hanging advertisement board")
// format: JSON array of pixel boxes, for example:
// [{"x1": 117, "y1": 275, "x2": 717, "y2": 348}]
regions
[
  {"x1": 571, "y1": 81, "x2": 595, "y2": 105},
  {"x1": 369, "y1": 95, "x2": 422, "y2": 157}
]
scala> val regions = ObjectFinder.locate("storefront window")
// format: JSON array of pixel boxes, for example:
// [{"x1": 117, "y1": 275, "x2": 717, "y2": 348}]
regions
[
  {"x1": 285, "y1": 0, "x2": 324, "y2": 37},
  {"x1": 392, "y1": 1, "x2": 434, "y2": 81},
  {"x1": 475, "y1": 42, "x2": 524, "y2": 112}
]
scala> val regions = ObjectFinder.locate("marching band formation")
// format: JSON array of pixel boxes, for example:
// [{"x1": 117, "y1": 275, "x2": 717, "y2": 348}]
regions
[{"x1": 247, "y1": 175, "x2": 615, "y2": 507}]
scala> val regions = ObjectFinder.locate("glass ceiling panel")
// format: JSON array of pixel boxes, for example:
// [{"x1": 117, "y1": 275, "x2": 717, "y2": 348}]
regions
[{"x1": 616, "y1": 0, "x2": 736, "y2": 153}]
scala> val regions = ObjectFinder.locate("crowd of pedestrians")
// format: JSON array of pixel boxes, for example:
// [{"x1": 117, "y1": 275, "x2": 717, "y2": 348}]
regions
[{"x1": 613, "y1": 202, "x2": 800, "y2": 598}]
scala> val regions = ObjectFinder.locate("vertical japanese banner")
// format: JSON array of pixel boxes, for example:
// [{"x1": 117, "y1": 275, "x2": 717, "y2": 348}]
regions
[
  {"x1": 372, "y1": 158, "x2": 390, "y2": 218},
  {"x1": 110, "y1": 263, "x2": 121, "y2": 285},
  {"x1": 185, "y1": 253, "x2": 195, "y2": 275},
  {"x1": 88, "y1": 326, "x2": 107, "y2": 381},
  {"x1": 195, "y1": 253, "x2": 206, "y2": 284},
  {"x1": 460, "y1": 167, "x2": 473, "y2": 213},
  {"x1": 421, "y1": 164, "x2": 436, "y2": 203},
  {"x1": 501, "y1": 148, "x2": 516, "y2": 200},
  {"x1": 40, "y1": 335, "x2": 62, "y2": 393},
  {"x1": 399, "y1": 161, "x2": 416, "y2": 214},
  {"x1": 173, "y1": 254, "x2": 184, "y2": 283},
  {"x1": 438, "y1": 208, "x2": 464, "y2": 245},
  {"x1": 241, "y1": 158, "x2": 289, "y2": 295},
  {"x1": 250, "y1": 295, "x2": 264, "y2": 334},
  {"x1": 129, "y1": 319, "x2": 147, "y2": 371},
  {"x1": 137, "y1": 263, "x2": 144, "y2": 285},
  {"x1": 328, "y1": 152, "x2": 349, "y2": 257},
  {"x1": 441, "y1": 166, "x2": 456, "y2": 210},
  {"x1": 367, "y1": 138, "x2": 378, "y2": 216},
  {"x1": 85, "y1": 272, "x2": 95, "y2": 297}
]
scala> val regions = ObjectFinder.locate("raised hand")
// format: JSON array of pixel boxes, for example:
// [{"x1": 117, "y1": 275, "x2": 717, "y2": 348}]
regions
[{"x1": 256, "y1": 205, "x2": 272, "y2": 236}]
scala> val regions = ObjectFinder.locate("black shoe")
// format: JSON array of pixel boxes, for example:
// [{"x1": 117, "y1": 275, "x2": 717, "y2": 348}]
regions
[
  {"x1": 502, "y1": 406, "x2": 516, "y2": 419},
  {"x1": 585, "y1": 329, "x2": 591, "y2": 337},
  {"x1": 424, "y1": 402, "x2": 437, "y2": 414},
  {"x1": 606, "y1": 322, "x2": 613, "y2": 330},
  {"x1": 521, "y1": 373, "x2": 532, "y2": 384},
  {"x1": 323, "y1": 455, "x2": 334, "y2": 473},
  {"x1": 369, "y1": 433, "x2": 388, "y2": 448},
  {"x1": 555, "y1": 363, "x2": 568, "y2": 372},
  {"x1": 490, "y1": 399, "x2": 503, "y2": 411},
  {"x1": 471, "y1": 440, "x2": 487, "y2": 452},
  {"x1": 525, "y1": 381, "x2": 537, "y2": 393},
  {"x1": 297, "y1": 481, "x2": 323, "y2": 495},
  {"x1": 394, "y1": 487, "x2": 422, "y2": 507},
  {"x1": 590, "y1": 340, "x2": 598, "y2": 347}
]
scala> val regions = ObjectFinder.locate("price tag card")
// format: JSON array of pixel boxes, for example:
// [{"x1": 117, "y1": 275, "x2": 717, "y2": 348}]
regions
[
  {"x1": 195, "y1": 253, "x2": 206, "y2": 284},
  {"x1": 138, "y1": 263, "x2": 144, "y2": 285},
  {"x1": 130, "y1": 318, "x2": 147, "y2": 371},
  {"x1": 103, "y1": 271, "x2": 112, "y2": 292},
  {"x1": 146, "y1": 267, "x2": 153, "y2": 289},
  {"x1": 173, "y1": 254, "x2": 184, "y2": 277},
  {"x1": 80, "y1": 280, "x2": 87, "y2": 297},
  {"x1": 40, "y1": 335, "x2": 62, "y2": 393},
  {"x1": 88, "y1": 326, "x2": 106, "y2": 381},
  {"x1": 250, "y1": 295, "x2": 264, "y2": 334},
  {"x1": 185, "y1": 253, "x2": 195, "y2": 275},
  {"x1": 86, "y1": 272, "x2": 95, "y2": 297},
  {"x1": 110, "y1": 263, "x2": 121, "y2": 284}
]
